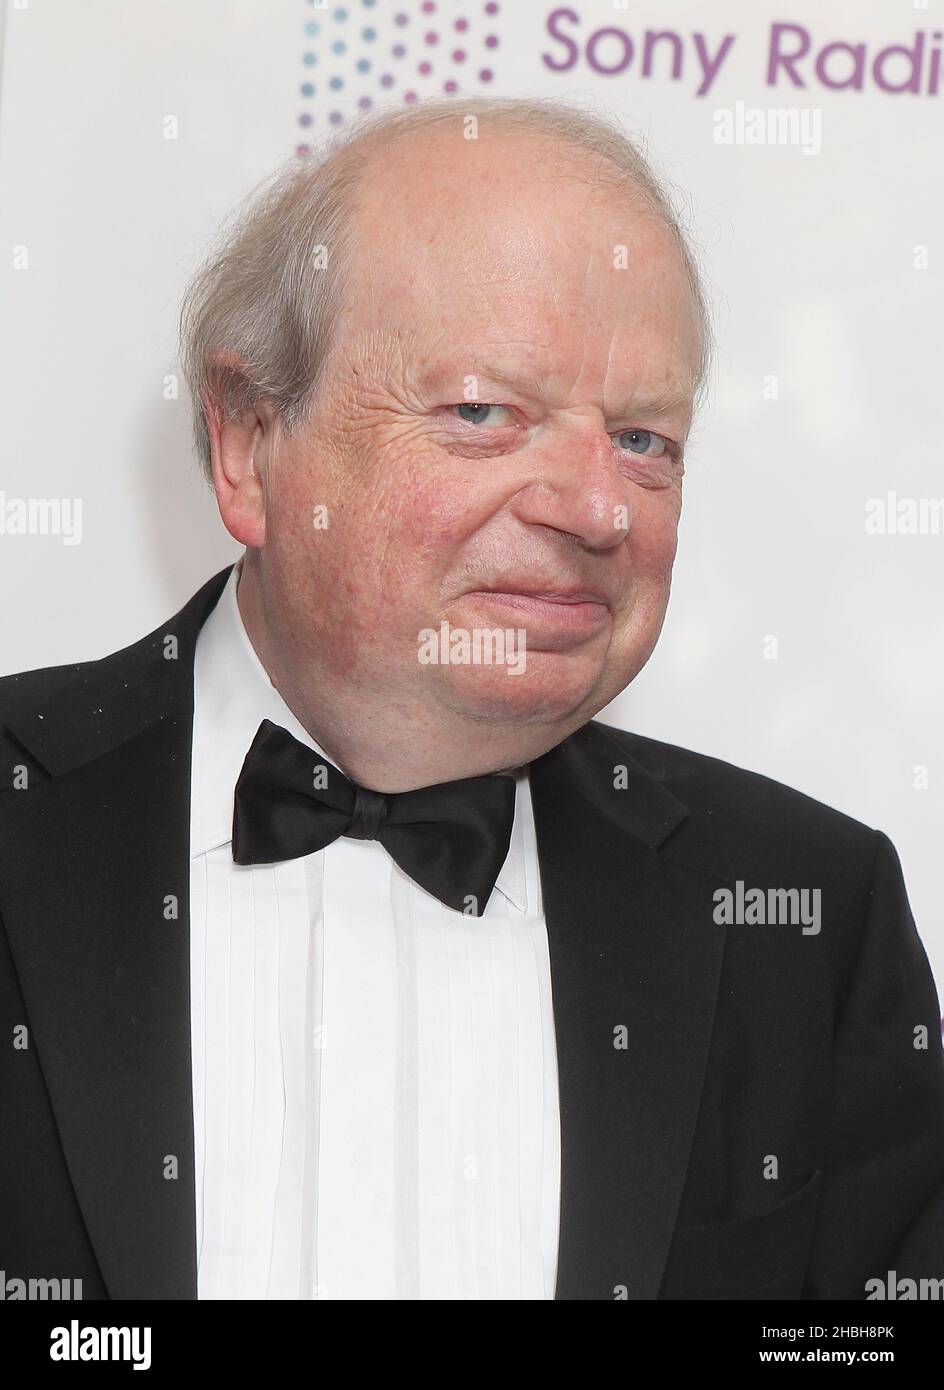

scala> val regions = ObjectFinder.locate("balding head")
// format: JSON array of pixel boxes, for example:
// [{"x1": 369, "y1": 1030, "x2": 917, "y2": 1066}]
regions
[
  {"x1": 180, "y1": 97, "x2": 712, "y2": 482},
  {"x1": 183, "y1": 98, "x2": 711, "y2": 789}
]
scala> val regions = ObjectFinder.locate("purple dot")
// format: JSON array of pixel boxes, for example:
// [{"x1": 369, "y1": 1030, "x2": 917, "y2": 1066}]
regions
[
  {"x1": 425, "y1": 31, "x2": 439, "y2": 44},
  {"x1": 455, "y1": 18, "x2": 468, "y2": 32},
  {"x1": 296, "y1": 143, "x2": 310, "y2": 156},
  {"x1": 479, "y1": 67, "x2": 493, "y2": 81},
  {"x1": 419, "y1": 60, "x2": 432, "y2": 74},
  {"x1": 485, "y1": 34, "x2": 498, "y2": 48},
  {"x1": 359, "y1": 95, "x2": 373, "y2": 108},
  {"x1": 421, "y1": 0, "x2": 436, "y2": 10},
  {"x1": 453, "y1": 49, "x2": 466, "y2": 62},
  {"x1": 394, "y1": 11, "x2": 408, "y2": 24},
  {"x1": 380, "y1": 73, "x2": 394, "y2": 87},
  {"x1": 329, "y1": 111, "x2": 344, "y2": 124},
  {"x1": 404, "y1": 90, "x2": 418, "y2": 102},
  {"x1": 485, "y1": 2, "x2": 499, "y2": 12},
  {"x1": 393, "y1": 43, "x2": 406, "y2": 57},
  {"x1": 298, "y1": 113, "x2": 313, "y2": 127},
  {"x1": 444, "y1": 79, "x2": 458, "y2": 92}
]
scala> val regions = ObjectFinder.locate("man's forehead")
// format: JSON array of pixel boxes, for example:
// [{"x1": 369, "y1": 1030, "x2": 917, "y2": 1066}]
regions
[
  {"x1": 339, "y1": 258, "x2": 699, "y2": 414},
  {"x1": 349, "y1": 127, "x2": 678, "y2": 282},
  {"x1": 355, "y1": 196, "x2": 675, "y2": 290},
  {"x1": 338, "y1": 132, "x2": 701, "y2": 399},
  {"x1": 344, "y1": 203, "x2": 696, "y2": 355},
  {"x1": 414, "y1": 341, "x2": 692, "y2": 401}
]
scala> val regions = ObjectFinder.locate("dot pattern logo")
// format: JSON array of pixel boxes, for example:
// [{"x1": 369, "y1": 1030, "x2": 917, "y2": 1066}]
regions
[{"x1": 297, "y1": 0, "x2": 502, "y2": 150}]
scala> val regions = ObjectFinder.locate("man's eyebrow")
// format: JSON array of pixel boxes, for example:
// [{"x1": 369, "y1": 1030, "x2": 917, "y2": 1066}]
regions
[
  {"x1": 416, "y1": 360, "x2": 547, "y2": 398},
  {"x1": 417, "y1": 360, "x2": 693, "y2": 417},
  {"x1": 609, "y1": 387, "x2": 693, "y2": 420}
]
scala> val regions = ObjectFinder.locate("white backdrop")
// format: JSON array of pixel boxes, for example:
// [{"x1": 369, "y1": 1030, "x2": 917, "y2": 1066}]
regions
[{"x1": 1, "y1": 0, "x2": 941, "y2": 994}]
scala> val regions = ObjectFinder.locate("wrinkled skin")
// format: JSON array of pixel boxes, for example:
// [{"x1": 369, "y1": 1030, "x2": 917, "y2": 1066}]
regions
[{"x1": 208, "y1": 127, "x2": 702, "y2": 790}]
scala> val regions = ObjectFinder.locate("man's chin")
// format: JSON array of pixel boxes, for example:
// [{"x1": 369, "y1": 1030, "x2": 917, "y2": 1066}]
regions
[{"x1": 429, "y1": 650, "x2": 607, "y2": 728}]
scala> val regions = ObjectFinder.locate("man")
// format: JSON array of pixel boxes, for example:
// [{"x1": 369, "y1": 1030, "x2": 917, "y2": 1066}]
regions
[{"x1": 1, "y1": 97, "x2": 942, "y2": 1301}]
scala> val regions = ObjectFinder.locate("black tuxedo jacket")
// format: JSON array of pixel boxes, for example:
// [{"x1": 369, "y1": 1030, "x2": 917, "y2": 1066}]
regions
[{"x1": 1, "y1": 565, "x2": 942, "y2": 1301}]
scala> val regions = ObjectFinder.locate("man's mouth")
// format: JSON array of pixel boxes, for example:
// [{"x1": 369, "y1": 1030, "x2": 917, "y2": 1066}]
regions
[
  {"x1": 472, "y1": 580, "x2": 610, "y2": 604},
  {"x1": 463, "y1": 587, "x2": 611, "y2": 632}
]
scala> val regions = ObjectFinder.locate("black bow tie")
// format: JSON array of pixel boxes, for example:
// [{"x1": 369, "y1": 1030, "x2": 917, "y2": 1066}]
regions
[{"x1": 232, "y1": 719, "x2": 517, "y2": 916}]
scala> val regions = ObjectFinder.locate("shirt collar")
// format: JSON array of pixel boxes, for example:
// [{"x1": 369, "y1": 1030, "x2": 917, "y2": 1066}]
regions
[{"x1": 190, "y1": 560, "x2": 528, "y2": 913}]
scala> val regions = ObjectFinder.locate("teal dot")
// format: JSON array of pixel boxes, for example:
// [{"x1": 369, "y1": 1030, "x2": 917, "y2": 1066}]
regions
[
  {"x1": 333, "y1": 39, "x2": 346, "y2": 54},
  {"x1": 329, "y1": 75, "x2": 344, "y2": 89},
  {"x1": 362, "y1": 27, "x2": 376, "y2": 40},
  {"x1": 303, "y1": 51, "x2": 316, "y2": 66},
  {"x1": 356, "y1": 58, "x2": 370, "y2": 72},
  {"x1": 301, "y1": 82, "x2": 315, "y2": 96},
  {"x1": 305, "y1": 20, "x2": 319, "y2": 35},
  {"x1": 335, "y1": 6, "x2": 348, "y2": 19}
]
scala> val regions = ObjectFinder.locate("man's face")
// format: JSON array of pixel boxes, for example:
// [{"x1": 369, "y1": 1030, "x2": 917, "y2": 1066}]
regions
[{"x1": 259, "y1": 131, "x2": 701, "y2": 741}]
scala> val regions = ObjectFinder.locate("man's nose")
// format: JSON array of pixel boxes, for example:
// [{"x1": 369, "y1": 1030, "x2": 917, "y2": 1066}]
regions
[{"x1": 510, "y1": 422, "x2": 631, "y2": 550}]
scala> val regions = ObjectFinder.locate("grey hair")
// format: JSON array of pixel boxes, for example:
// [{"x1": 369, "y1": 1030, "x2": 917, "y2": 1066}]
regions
[{"x1": 178, "y1": 95, "x2": 714, "y2": 483}]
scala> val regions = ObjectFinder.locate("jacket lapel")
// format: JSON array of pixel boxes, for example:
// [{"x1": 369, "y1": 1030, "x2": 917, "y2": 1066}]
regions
[
  {"x1": 530, "y1": 724, "x2": 728, "y2": 1300},
  {"x1": 2, "y1": 562, "x2": 727, "y2": 1301},
  {"x1": 0, "y1": 566, "x2": 233, "y2": 1299}
]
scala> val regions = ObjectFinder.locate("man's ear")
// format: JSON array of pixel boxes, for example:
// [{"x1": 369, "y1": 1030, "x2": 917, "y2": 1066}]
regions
[{"x1": 203, "y1": 350, "x2": 279, "y2": 549}]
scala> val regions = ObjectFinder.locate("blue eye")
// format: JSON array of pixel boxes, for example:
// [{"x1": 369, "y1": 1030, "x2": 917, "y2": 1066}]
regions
[
  {"x1": 456, "y1": 403, "x2": 489, "y2": 423},
  {"x1": 613, "y1": 428, "x2": 668, "y2": 458},
  {"x1": 454, "y1": 403, "x2": 509, "y2": 425}
]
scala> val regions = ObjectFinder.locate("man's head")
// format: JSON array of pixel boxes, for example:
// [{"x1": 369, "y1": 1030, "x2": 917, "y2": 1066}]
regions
[{"x1": 180, "y1": 98, "x2": 711, "y2": 789}]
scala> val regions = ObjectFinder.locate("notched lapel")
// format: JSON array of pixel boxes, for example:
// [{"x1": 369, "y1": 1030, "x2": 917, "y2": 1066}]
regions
[{"x1": 530, "y1": 724, "x2": 729, "y2": 1300}]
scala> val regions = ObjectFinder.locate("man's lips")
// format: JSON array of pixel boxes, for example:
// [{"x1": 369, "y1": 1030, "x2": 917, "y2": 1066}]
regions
[
  {"x1": 468, "y1": 584, "x2": 610, "y2": 605},
  {"x1": 463, "y1": 587, "x2": 611, "y2": 631}
]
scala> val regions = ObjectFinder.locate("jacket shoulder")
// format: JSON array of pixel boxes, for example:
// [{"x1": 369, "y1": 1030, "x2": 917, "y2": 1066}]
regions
[
  {"x1": 0, "y1": 565, "x2": 233, "y2": 776},
  {"x1": 0, "y1": 659, "x2": 94, "y2": 720},
  {"x1": 590, "y1": 718, "x2": 878, "y2": 854}
]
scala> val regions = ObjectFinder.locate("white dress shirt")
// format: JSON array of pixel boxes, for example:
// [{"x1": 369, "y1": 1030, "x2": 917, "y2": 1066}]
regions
[{"x1": 189, "y1": 561, "x2": 561, "y2": 1299}]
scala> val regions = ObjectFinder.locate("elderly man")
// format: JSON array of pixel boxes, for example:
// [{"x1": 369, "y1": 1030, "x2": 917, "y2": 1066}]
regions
[{"x1": 0, "y1": 97, "x2": 942, "y2": 1303}]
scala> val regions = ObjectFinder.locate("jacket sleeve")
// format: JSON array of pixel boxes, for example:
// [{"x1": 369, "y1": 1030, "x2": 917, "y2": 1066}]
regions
[{"x1": 804, "y1": 829, "x2": 944, "y2": 1298}]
